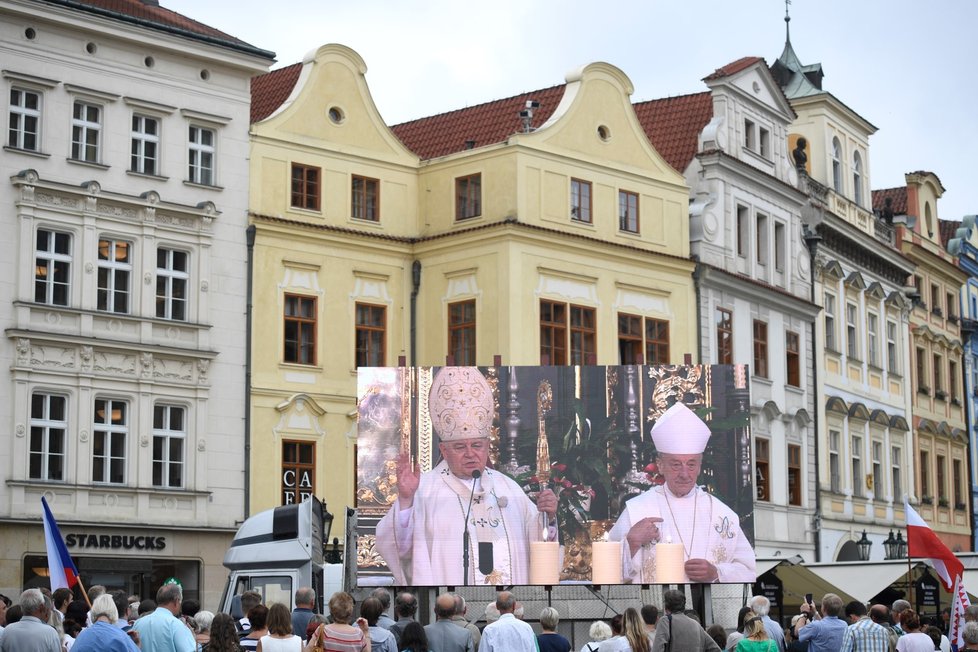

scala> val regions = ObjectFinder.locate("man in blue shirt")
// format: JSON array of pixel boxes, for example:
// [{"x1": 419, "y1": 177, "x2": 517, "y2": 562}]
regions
[
  {"x1": 797, "y1": 593, "x2": 848, "y2": 652},
  {"x1": 131, "y1": 584, "x2": 195, "y2": 652}
]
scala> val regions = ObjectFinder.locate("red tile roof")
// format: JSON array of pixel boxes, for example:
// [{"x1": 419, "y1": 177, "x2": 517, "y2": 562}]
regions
[
  {"x1": 872, "y1": 187, "x2": 908, "y2": 215},
  {"x1": 251, "y1": 63, "x2": 302, "y2": 123},
  {"x1": 939, "y1": 219, "x2": 962, "y2": 248},
  {"x1": 390, "y1": 85, "x2": 566, "y2": 160},
  {"x1": 42, "y1": 0, "x2": 273, "y2": 57},
  {"x1": 633, "y1": 92, "x2": 713, "y2": 173},
  {"x1": 702, "y1": 56, "x2": 764, "y2": 81}
]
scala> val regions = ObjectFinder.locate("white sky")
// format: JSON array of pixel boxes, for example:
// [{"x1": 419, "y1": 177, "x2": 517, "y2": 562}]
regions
[{"x1": 167, "y1": 0, "x2": 978, "y2": 223}]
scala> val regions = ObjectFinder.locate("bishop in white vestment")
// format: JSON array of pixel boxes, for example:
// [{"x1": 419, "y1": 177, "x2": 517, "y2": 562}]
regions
[
  {"x1": 608, "y1": 402, "x2": 756, "y2": 583},
  {"x1": 375, "y1": 367, "x2": 557, "y2": 586}
]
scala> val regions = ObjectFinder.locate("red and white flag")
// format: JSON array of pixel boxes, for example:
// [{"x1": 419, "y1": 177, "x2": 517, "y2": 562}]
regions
[{"x1": 905, "y1": 499, "x2": 969, "y2": 647}]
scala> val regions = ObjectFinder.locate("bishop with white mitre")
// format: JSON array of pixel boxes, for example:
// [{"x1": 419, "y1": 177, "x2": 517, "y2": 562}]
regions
[{"x1": 608, "y1": 402, "x2": 756, "y2": 583}]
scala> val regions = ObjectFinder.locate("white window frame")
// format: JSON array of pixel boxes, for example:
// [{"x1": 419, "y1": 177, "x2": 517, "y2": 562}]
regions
[
  {"x1": 30, "y1": 392, "x2": 67, "y2": 481},
  {"x1": 832, "y1": 137, "x2": 843, "y2": 193},
  {"x1": 872, "y1": 440, "x2": 883, "y2": 496},
  {"x1": 756, "y1": 212, "x2": 769, "y2": 266},
  {"x1": 35, "y1": 228, "x2": 72, "y2": 306},
  {"x1": 97, "y1": 238, "x2": 132, "y2": 314},
  {"x1": 71, "y1": 100, "x2": 102, "y2": 163},
  {"x1": 759, "y1": 126, "x2": 770, "y2": 158},
  {"x1": 774, "y1": 221, "x2": 786, "y2": 272},
  {"x1": 188, "y1": 124, "x2": 215, "y2": 185},
  {"x1": 829, "y1": 429, "x2": 841, "y2": 492},
  {"x1": 851, "y1": 434, "x2": 863, "y2": 497},
  {"x1": 93, "y1": 398, "x2": 128, "y2": 485},
  {"x1": 853, "y1": 151, "x2": 863, "y2": 206},
  {"x1": 891, "y1": 446, "x2": 902, "y2": 501},
  {"x1": 887, "y1": 319, "x2": 899, "y2": 374},
  {"x1": 867, "y1": 312, "x2": 879, "y2": 367},
  {"x1": 155, "y1": 247, "x2": 189, "y2": 321},
  {"x1": 9, "y1": 87, "x2": 41, "y2": 151},
  {"x1": 152, "y1": 404, "x2": 186, "y2": 488},
  {"x1": 824, "y1": 292, "x2": 837, "y2": 350},
  {"x1": 131, "y1": 114, "x2": 160, "y2": 175},
  {"x1": 846, "y1": 301, "x2": 858, "y2": 358}
]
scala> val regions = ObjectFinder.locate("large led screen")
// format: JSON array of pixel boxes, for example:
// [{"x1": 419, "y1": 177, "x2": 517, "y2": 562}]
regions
[{"x1": 355, "y1": 365, "x2": 755, "y2": 586}]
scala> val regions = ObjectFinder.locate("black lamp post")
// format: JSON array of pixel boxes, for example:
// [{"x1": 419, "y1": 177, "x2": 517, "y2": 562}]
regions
[
  {"x1": 884, "y1": 530, "x2": 899, "y2": 560},
  {"x1": 856, "y1": 530, "x2": 873, "y2": 561},
  {"x1": 896, "y1": 531, "x2": 908, "y2": 559}
]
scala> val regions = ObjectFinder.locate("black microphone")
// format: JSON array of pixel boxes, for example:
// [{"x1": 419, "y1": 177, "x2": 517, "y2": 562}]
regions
[{"x1": 462, "y1": 469, "x2": 481, "y2": 585}]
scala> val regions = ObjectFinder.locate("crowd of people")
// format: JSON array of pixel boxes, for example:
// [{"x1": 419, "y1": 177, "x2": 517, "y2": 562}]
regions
[{"x1": 2, "y1": 584, "x2": 978, "y2": 652}]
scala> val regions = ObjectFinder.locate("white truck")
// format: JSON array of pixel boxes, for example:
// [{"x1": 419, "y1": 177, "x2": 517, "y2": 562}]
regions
[{"x1": 218, "y1": 497, "x2": 346, "y2": 616}]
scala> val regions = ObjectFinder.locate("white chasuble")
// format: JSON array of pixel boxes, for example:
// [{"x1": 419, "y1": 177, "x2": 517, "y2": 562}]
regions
[
  {"x1": 376, "y1": 461, "x2": 547, "y2": 585},
  {"x1": 607, "y1": 485, "x2": 756, "y2": 583}
]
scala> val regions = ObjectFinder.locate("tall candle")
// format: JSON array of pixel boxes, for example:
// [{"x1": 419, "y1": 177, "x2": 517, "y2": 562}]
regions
[
  {"x1": 529, "y1": 541, "x2": 560, "y2": 584},
  {"x1": 655, "y1": 542, "x2": 686, "y2": 584},
  {"x1": 591, "y1": 540, "x2": 622, "y2": 584}
]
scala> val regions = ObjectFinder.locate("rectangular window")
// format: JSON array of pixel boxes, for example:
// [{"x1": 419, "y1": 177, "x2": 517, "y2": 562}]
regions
[
  {"x1": 937, "y1": 455, "x2": 947, "y2": 501},
  {"x1": 97, "y1": 238, "x2": 131, "y2": 314},
  {"x1": 950, "y1": 359, "x2": 959, "y2": 401},
  {"x1": 351, "y1": 175, "x2": 379, "y2": 221},
  {"x1": 891, "y1": 446, "x2": 902, "y2": 501},
  {"x1": 30, "y1": 393, "x2": 66, "y2": 481},
  {"x1": 282, "y1": 440, "x2": 315, "y2": 505},
  {"x1": 824, "y1": 292, "x2": 837, "y2": 350},
  {"x1": 887, "y1": 320, "x2": 899, "y2": 373},
  {"x1": 284, "y1": 294, "x2": 316, "y2": 365},
  {"x1": 93, "y1": 399, "x2": 127, "y2": 484},
  {"x1": 872, "y1": 441, "x2": 883, "y2": 497},
  {"x1": 788, "y1": 443, "x2": 802, "y2": 506},
  {"x1": 130, "y1": 114, "x2": 159, "y2": 175},
  {"x1": 755, "y1": 438, "x2": 770, "y2": 502},
  {"x1": 947, "y1": 292, "x2": 957, "y2": 320},
  {"x1": 851, "y1": 435, "x2": 863, "y2": 498},
  {"x1": 933, "y1": 353, "x2": 944, "y2": 393},
  {"x1": 35, "y1": 228, "x2": 71, "y2": 306},
  {"x1": 774, "y1": 222, "x2": 785, "y2": 272},
  {"x1": 618, "y1": 313, "x2": 643, "y2": 364},
  {"x1": 786, "y1": 330, "x2": 800, "y2": 387},
  {"x1": 455, "y1": 173, "x2": 481, "y2": 220},
  {"x1": 846, "y1": 302, "x2": 858, "y2": 358},
  {"x1": 9, "y1": 87, "x2": 41, "y2": 151},
  {"x1": 570, "y1": 178, "x2": 592, "y2": 223},
  {"x1": 355, "y1": 303, "x2": 386, "y2": 367},
  {"x1": 756, "y1": 213, "x2": 768, "y2": 265},
  {"x1": 753, "y1": 320, "x2": 768, "y2": 378},
  {"x1": 188, "y1": 125, "x2": 215, "y2": 185},
  {"x1": 744, "y1": 119, "x2": 755, "y2": 150},
  {"x1": 448, "y1": 299, "x2": 476, "y2": 366},
  {"x1": 829, "y1": 430, "x2": 841, "y2": 492},
  {"x1": 290, "y1": 163, "x2": 320, "y2": 211},
  {"x1": 156, "y1": 247, "x2": 189, "y2": 321},
  {"x1": 618, "y1": 190, "x2": 639, "y2": 233},
  {"x1": 737, "y1": 205, "x2": 749, "y2": 257},
  {"x1": 152, "y1": 405, "x2": 185, "y2": 488},
  {"x1": 953, "y1": 459, "x2": 963, "y2": 508},
  {"x1": 867, "y1": 312, "x2": 879, "y2": 367},
  {"x1": 570, "y1": 305, "x2": 597, "y2": 365},
  {"x1": 759, "y1": 127, "x2": 770, "y2": 158},
  {"x1": 645, "y1": 318, "x2": 669, "y2": 365},
  {"x1": 716, "y1": 307, "x2": 733, "y2": 365},
  {"x1": 920, "y1": 450, "x2": 931, "y2": 498},
  {"x1": 916, "y1": 347, "x2": 928, "y2": 392},
  {"x1": 71, "y1": 101, "x2": 101, "y2": 162},
  {"x1": 931, "y1": 284, "x2": 942, "y2": 315}
]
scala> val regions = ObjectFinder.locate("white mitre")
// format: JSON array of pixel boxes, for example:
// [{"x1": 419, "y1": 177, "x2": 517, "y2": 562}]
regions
[
  {"x1": 429, "y1": 367, "x2": 493, "y2": 441},
  {"x1": 650, "y1": 402, "x2": 711, "y2": 454}
]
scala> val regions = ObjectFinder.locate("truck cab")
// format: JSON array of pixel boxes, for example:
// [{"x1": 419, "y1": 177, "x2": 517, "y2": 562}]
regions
[{"x1": 219, "y1": 497, "x2": 327, "y2": 615}]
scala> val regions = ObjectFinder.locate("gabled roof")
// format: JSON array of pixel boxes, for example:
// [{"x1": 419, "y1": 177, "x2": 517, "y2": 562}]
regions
[
  {"x1": 251, "y1": 63, "x2": 302, "y2": 123},
  {"x1": 632, "y1": 92, "x2": 713, "y2": 173},
  {"x1": 40, "y1": 0, "x2": 273, "y2": 58},
  {"x1": 390, "y1": 85, "x2": 566, "y2": 160},
  {"x1": 940, "y1": 219, "x2": 962, "y2": 249},
  {"x1": 702, "y1": 56, "x2": 764, "y2": 81},
  {"x1": 873, "y1": 187, "x2": 908, "y2": 216}
]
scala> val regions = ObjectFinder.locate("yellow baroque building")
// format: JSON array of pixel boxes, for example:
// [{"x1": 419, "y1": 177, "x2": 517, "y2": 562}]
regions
[{"x1": 246, "y1": 44, "x2": 696, "y2": 541}]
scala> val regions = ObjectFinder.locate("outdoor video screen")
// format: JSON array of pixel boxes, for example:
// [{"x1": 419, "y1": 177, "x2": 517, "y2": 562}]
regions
[{"x1": 355, "y1": 365, "x2": 755, "y2": 586}]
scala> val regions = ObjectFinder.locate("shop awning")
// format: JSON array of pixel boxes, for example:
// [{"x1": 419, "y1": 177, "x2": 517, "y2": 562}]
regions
[{"x1": 803, "y1": 560, "x2": 922, "y2": 603}]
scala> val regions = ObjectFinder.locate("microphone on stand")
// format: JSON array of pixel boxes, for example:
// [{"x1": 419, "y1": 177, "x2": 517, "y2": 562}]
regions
[{"x1": 462, "y1": 469, "x2": 482, "y2": 585}]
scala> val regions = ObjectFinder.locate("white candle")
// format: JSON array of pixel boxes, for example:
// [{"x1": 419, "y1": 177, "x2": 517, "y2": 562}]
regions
[
  {"x1": 529, "y1": 541, "x2": 560, "y2": 584},
  {"x1": 655, "y1": 542, "x2": 686, "y2": 584},
  {"x1": 591, "y1": 540, "x2": 622, "y2": 584}
]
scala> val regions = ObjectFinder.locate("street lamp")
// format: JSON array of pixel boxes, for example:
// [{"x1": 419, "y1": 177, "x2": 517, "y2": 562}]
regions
[
  {"x1": 884, "y1": 530, "x2": 899, "y2": 560},
  {"x1": 856, "y1": 530, "x2": 873, "y2": 561},
  {"x1": 896, "y1": 531, "x2": 908, "y2": 559}
]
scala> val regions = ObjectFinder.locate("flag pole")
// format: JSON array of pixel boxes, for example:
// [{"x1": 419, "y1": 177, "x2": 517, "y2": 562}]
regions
[{"x1": 75, "y1": 576, "x2": 92, "y2": 610}]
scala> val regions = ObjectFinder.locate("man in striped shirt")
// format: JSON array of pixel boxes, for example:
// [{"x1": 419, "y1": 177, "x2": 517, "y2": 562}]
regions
[{"x1": 839, "y1": 603, "x2": 890, "y2": 652}]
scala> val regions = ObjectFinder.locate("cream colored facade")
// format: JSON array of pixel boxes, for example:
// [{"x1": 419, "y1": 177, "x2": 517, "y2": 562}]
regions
[
  {"x1": 248, "y1": 45, "x2": 696, "y2": 540},
  {"x1": 898, "y1": 172, "x2": 970, "y2": 551}
]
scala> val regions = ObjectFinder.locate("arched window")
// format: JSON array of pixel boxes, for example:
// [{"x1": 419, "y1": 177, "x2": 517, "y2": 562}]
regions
[
  {"x1": 852, "y1": 151, "x2": 863, "y2": 205},
  {"x1": 832, "y1": 137, "x2": 843, "y2": 193},
  {"x1": 925, "y1": 202, "x2": 934, "y2": 238}
]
